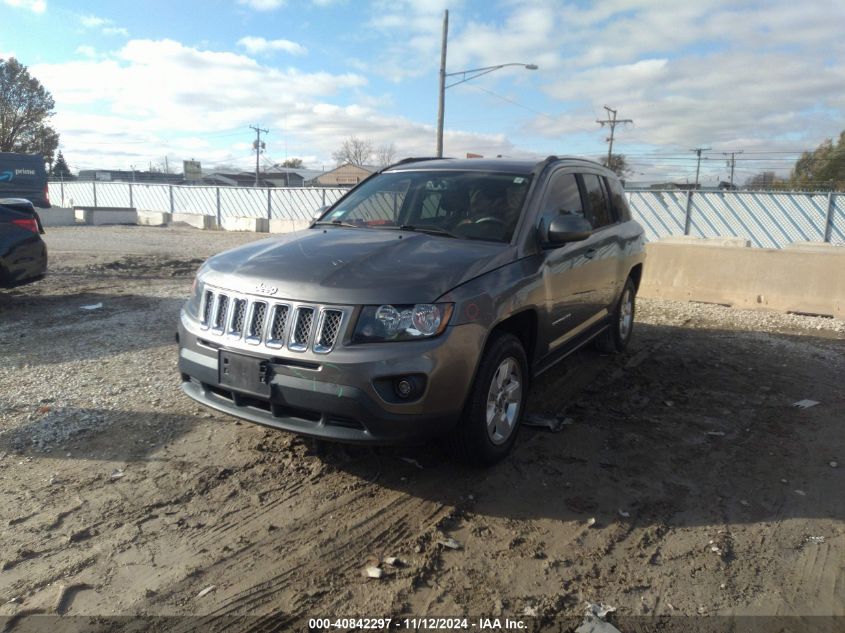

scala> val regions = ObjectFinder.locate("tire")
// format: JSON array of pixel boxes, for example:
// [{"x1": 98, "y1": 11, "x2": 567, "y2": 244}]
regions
[
  {"x1": 595, "y1": 276, "x2": 636, "y2": 353},
  {"x1": 450, "y1": 332, "x2": 529, "y2": 466}
]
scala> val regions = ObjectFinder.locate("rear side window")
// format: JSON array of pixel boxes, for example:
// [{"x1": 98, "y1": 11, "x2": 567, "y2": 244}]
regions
[
  {"x1": 581, "y1": 173, "x2": 613, "y2": 228},
  {"x1": 604, "y1": 176, "x2": 631, "y2": 221}
]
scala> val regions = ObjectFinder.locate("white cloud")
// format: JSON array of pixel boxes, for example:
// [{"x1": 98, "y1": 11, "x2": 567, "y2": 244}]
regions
[
  {"x1": 79, "y1": 14, "x2": 107, "y2": 28},
  {"x1": 237, "y1": 36, "x2": 307, "y2": 56},
  {"x1": 30, "y1": 39, "x2": 377, "y2": 169},
  {"x1": 103, "y1": 26, "x2": 129, "y2": 37},
  {"x1": 75, "y1": 45, "x2": 96, "y2": 58},
  {"x1": 237, "y1": 0, "x2": 285, "y2": 10},
  {"x1": 78, "y1": 13, "x2": 129, "y2": 37},
  {"x1": 2, "y1": 0, "x2": 45, "y2": 13}
]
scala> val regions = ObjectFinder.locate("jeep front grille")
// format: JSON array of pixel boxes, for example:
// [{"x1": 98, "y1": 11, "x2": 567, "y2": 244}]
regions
[{"x1": 198, "y1": 286, "x2": 345, "y2": 354}]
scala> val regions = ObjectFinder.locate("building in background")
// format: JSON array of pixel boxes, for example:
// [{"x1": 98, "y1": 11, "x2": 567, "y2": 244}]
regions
[{"x1": 307, "y1": 163, "x2": 376, "y2": 187}]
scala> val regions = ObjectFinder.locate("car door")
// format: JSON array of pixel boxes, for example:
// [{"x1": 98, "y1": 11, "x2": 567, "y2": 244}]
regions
[
  {"x1": 579, "y1": 172, "x2": 621, "y2": 312},
  {"x1": 537, "y1": 170, "x2": 605, "y2": 355}
]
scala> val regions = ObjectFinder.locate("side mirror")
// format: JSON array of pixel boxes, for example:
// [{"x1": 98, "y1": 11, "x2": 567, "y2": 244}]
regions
[{"x1": 547, "y1": 213, "x2": 593, "y2": 245}]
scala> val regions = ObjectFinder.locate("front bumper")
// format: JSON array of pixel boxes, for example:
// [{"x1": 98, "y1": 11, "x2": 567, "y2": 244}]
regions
[{"x1": 178, "y1": 311, "x2": 486, "y2": 444}]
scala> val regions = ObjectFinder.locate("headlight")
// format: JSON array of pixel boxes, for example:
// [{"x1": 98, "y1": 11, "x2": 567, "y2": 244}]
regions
[{"x1": 353, "y1": 303, "x2": 454, "y2": 343}]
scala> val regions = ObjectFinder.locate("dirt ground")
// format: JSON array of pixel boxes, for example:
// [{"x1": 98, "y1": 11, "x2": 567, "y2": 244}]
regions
[{"x1": 1, "y1": 225, "x2": 843, "y2": 632}]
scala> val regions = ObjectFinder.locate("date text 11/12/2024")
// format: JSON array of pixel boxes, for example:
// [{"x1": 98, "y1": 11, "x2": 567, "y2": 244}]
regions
[{"x1": 308, "y1": 617, "x2": 528, "y2": 630}]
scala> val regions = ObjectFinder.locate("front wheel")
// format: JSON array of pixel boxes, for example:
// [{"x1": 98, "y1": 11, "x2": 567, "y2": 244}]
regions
[
  {"x1": 450, "y1": 332, "x2": 528, "y2": 466},
  {"x1": 595, "y1": 276, "x2": 636, "y2": 353}
]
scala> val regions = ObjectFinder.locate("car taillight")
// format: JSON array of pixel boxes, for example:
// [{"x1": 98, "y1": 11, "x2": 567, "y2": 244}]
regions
[
  {"x1": 11, "y1": 218, "x2": 39, "y2": 233},
  {"x1": 44, "y1": 183, "x2": 51, "y2": 205}
]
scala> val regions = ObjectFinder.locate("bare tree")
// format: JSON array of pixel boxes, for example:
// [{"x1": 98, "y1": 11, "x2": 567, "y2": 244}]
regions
[
  {"x1": 375, "y1": 143, "x2": 397, "y2": 167},
  {"x1": 331, "y1": 136, "x2": 373, "y2": 166},
  {"x1": 0, "y1": 57, "x2": 59, "y2": 162},
  {"x1": 601, "y1": 153, "x2": 630, "y2": 177},
  {"x1": 281, "y1": 157, "x2": 304, "y2": 168}
]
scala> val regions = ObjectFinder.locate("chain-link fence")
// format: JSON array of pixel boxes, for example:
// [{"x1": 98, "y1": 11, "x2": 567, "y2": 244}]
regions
[{"x1": 48, "y1": 181, "x2": 844, "y2": 248}]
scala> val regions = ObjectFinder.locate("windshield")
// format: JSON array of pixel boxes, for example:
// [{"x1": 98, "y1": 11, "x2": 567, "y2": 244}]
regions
[{"x1": 320, "y1": 170, "x2": 533, "y2": 243}]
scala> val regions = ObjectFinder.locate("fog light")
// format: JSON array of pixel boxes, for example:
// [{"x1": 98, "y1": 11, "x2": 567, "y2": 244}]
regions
[{"x1": 395, "y1": 378, "x2": 413, "y2": 399}]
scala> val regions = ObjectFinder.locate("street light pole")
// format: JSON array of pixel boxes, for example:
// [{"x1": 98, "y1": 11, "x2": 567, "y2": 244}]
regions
[
  {"x1": 435, "y1": 9, "x2": 449, "y2": 158},
  {"x1": 434, "y1": 10, "x2": 537, "y2": 158}
]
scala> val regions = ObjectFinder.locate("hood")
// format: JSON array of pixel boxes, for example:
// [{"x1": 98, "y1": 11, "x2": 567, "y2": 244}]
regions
[{"x1": 201, "y1": 226, "x2": 513, "y2": 304}]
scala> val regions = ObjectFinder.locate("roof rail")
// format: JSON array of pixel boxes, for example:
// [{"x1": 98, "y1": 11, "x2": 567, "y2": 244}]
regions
[
  {"x1": 381, "y1": 156, "x2": 447, "y2": 172},
  {"x1": 531, "y1": 155, "x2": 559, "y2": 177}
]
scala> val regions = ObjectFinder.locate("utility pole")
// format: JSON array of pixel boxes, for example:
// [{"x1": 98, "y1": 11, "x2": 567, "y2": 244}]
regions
[
  {"x1": 250, "y1": 125, "x2": 268, "y2": 186},
  {"x1": 596, "y1": 105, "x2": 633, "y2": 166},
  {"x1": 435, "y1": 9, "x2": 449, "y2": 158},
  {"x1": 691, "y1": 146, "x2": 711, "y2": 189},
  {"x1": 722, "y1": 150, "x2": 743, "y2": 188}
]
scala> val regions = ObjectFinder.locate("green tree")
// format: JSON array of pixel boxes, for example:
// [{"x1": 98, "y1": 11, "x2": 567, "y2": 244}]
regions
[
  {"x1": 0, "y1": 57, "x2": 60, "y2": 166},
  {"x1": 280, "y1": 158, "x2": 304, "y2": 168},
  {"x1": 53, "y1": 150, "x2": 73, "y2": 179},
  {"x1": 791, "y1": 131, "x2": 845, "y2": 191},
  {"x1": 601, "y1": 153, "x2": 630, "y2": 177}
]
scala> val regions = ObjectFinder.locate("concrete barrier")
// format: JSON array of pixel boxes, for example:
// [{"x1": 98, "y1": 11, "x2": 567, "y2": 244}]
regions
[
  {"x1": 75, "y1": 207, "x2": 138, "y2": 225},
  {"x1": 640, "y1": 242, "x2": 845, "y2": 318},
  {"x1": 171, "y1": 213, "x2": 218, "y2": 230},
  {"x1": 221, "y1": 216, "x2": 269, "y2": 232},
  {"x1": 269, "y1": 218, "x2": 311, "y2": 234},
  {"x1": 658, "y1": 235, "x2": 751, "y2": 248},
  {"x1": 137, "y1": 210, "x2": 172, "y2": 226},
  {"x1": 37, "y1": 207, "x2": 76, "y2": 227}
]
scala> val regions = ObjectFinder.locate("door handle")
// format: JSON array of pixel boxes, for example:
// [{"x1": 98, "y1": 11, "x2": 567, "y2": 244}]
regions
[{"x1": 584, "y1": 248, "x2": 597, "y2": 259}]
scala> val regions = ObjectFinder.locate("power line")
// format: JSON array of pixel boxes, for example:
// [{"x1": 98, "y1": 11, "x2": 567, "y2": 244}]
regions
[{"x1": 596, "y1": 105, "x2": 633, "y2": 164}]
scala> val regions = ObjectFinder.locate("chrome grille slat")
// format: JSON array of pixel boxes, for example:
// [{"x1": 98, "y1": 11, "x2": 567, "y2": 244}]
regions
[
  {"x1": 201, "y1": 290, "x2": 213, "y2": 328},
  {"x1": 289, "y1": 307, "x2": 314, "y2": 352},
  {"x1": 267, "y1": 304, "x2": 290, "y2": 348},
  {"x1": 314, "y1": 309, "x2": 343, "y2": 354},
  {"x1": 213, "y1": 294, "x2": 229, "y2": 331},
  {"x1": 197, "y1": 286, "x2": 346, "y2": 355},
  {"x1": 229, "y1": 299, "x2": 247, "y2": 337},
  {"x1": 245, "y1": 301, "x2": 267, "y2": 343}
]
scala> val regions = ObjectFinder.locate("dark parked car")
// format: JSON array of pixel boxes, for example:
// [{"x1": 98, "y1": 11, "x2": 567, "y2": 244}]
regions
[
  {"x1": 0, "y1": 198, "x2": 47, "y2": 288},
  {"x1": 178, "y1": 157, "x2": 645, "y2": 464}
]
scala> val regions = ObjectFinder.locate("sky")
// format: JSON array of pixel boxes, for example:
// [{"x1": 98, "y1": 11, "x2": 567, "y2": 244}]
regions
[{"x1": 1, "y1": 0, "x2": 844, "y2": 184}]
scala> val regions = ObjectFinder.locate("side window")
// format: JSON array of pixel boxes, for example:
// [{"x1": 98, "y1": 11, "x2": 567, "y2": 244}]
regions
[
  {"x1": 539, "y1": 172, "x2": 584, "y2": 233},
  {"x1": 604, "y1": 176, "x2": 631, "y2": 222},
  {"x1": 581, "y1": 173, "x2": 613, "y2": 228}
]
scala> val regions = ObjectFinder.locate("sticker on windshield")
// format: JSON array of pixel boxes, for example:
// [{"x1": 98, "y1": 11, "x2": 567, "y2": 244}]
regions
[{"x1": 513, "y1": 177, "x2": 526, "y2": 184}]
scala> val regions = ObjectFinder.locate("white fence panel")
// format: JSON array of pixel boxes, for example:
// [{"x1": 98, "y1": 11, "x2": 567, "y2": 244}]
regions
[
  {"x1": 173, "y1": 186, "x2": 217, "y2": 216},
  {"x1": 269, "y1": 188, "x2": 345, "y2": 221},
  {"x1": 220, "y1": 187, "x2": 270, "y2": 218},
  {"x1": 832, "y1": 196, "x2": 845, "y2": 245},
  {"x1": 132, "y1": 183, "x2": 171, "y2": 212},
  {"x1": 96, "y1": 182, "x2": 131, "y2": 208},
  {"x1": 60, "y1": 182, "x2": 95, "y2": 207},
  {"x1": 625, "y1": 190, "x2": 687, "y2": 241}
]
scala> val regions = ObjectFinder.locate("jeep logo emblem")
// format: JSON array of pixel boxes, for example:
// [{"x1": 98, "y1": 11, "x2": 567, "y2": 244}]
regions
[{"x1": 255, "y1": 283, "x2": 278, "y2": 296}]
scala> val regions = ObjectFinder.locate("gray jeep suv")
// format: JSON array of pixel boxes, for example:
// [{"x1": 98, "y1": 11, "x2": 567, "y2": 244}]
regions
[{"x1": 178, "y1": 157, "x2": 645, "y2": 464}]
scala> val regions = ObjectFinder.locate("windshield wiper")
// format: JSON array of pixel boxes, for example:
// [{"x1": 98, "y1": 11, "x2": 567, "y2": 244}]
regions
[
  {"x1": 313, "y1": 220, "x2": 361, "y2": 229},
  {"x1": 398, "y1": 224, "x2": 460, "y2": 239}
]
